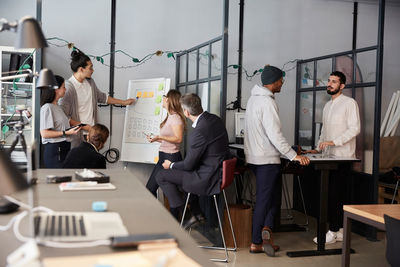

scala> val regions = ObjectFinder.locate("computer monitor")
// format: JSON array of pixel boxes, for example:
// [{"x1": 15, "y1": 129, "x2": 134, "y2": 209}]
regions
[{"x1": 235, "y1": 112, "x2": 245, "y2": 144}]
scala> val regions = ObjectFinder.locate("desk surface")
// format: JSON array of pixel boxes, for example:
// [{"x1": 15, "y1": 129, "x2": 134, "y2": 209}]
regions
[
  {"x1": 0, "y1": 169, "x2": 214, "y2": 266},
  {"x1": 344, "y1": 204, "x2": 400, "y2": 224}
]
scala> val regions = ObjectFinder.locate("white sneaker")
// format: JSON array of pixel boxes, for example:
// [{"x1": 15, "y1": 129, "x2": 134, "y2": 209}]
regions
[
  {"x1": 336, "y1": 228, "x2": 343, "y2": 242},
  {"x1": 313, "y1": 230, "x2": 337, "y2": 244}
]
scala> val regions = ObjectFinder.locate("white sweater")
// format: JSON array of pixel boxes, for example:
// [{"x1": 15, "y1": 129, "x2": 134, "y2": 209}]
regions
[
  {"x1": 317, "y1": 94, "x2": 360, "y2": 158},
  {"x1": 244, "y1": 84, "x2": 297, "y2": 165}
]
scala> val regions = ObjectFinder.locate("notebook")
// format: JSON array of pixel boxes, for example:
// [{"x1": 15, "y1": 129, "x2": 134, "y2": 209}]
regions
[
  {"x1": 34, "y1": 211, "x2": 128, "y2": 242},
  {"x1": 59, "y1": 182, "x2": 116, "y2": 191}
]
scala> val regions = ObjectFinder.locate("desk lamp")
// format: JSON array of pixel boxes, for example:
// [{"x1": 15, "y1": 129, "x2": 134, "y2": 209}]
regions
[{"x1": 0, "y1": 16, "x2": 47, "y2": 49}]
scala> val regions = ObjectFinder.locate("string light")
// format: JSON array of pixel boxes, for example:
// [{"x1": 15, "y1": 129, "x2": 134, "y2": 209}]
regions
[{"x1": 46, "y1": 37, "x2": 300, "y2": 81}]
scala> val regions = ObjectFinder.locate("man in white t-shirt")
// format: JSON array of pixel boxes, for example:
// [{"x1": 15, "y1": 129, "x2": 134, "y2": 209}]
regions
[
  {"x1": 60, "y1": 50, "x2": 135, "y2": 147},
  {"x1": 311, "y1": 71, "x2": 360, "y2": 245}
]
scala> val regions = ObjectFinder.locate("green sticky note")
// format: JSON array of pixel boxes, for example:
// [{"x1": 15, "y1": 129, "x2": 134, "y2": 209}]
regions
[
  {"x1": 155, "y1": 106, "x2": 160, "y2": 115},
  {"x1": 156, "y1": 95, "x2": 162, "y2": 103},
  {"x1": 158, "y1": 83, "x2": 164, "y2": 91}
]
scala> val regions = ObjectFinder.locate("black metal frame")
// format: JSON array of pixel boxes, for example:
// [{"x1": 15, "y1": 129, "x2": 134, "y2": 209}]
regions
[
  {"x1": 294, "y1": 45, "x2": 377, "y2": 148},
  {"x1": 175, "y1": 0, "x2": 229, "y2": 123}
]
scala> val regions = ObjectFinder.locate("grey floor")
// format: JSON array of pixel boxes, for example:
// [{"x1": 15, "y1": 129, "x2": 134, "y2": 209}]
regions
[{"x1": 190, "y1": 211, "x2": 389, "y2": 267}]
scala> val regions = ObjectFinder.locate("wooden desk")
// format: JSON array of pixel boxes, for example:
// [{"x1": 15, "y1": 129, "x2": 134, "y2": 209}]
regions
[
  {"x1": 287, "y1": 155, "x2": 360, "y2": 257},
  {"x1": 0, "y1": 169, "x2": 214, "y2": 266},
  {"x1": 342, "y1": 204, "x2": 400, "y2": 267}
]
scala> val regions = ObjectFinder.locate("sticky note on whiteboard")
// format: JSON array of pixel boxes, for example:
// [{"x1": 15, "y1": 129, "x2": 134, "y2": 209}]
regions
[
  {"x1": 155, "y1": 106, "x2": 160, "y2": 115},
  {"x1": 156, "y1": 95, "x2": 162, "y2": 103},
  {"x1": 158, "y1": 83, "x2": 164, "y2": 91}
]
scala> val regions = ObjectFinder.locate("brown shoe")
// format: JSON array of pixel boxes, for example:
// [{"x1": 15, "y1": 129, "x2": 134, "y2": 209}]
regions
[
  {"x1": 261, "y1": 226, "x2": 273, "y2": 244},
  {"x1": 249, "y1": 243, "x2": 275, "y2": 257},
  {"x1": 249, "y1": 243, "x2": 264, "y2": 253},
  {"x1": 262, "y1": 226, "x2": 279, "y2": 254}
]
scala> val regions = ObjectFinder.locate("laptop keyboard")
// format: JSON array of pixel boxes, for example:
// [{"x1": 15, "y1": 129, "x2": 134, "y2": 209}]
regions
[{"x1": 34, "y1": 214, "x2": 86, "y2": 237}]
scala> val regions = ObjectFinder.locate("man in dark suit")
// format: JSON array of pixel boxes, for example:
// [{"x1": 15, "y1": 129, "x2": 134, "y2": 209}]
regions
[
  {"x1": 63, "y1": 124, "x2": 109, "y2": 169},
  {"x1": 156, "y1": 93, "x2": 230, "y2": 221}
]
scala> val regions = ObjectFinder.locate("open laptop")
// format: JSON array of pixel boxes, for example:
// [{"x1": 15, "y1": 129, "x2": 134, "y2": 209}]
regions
[{"x1": 34, "y1": 211, "x2": 128, "y2": 242}]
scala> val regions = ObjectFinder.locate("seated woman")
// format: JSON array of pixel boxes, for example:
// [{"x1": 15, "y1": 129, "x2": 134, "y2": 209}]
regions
[
  {"x1": 146, "y1": 89, "x2": 186, "y2": 197},
  {"x1": 63, "y1": 123, "x2": 109, "y2": 169},
  {"x1": 40, "y1": 75, "x2": 81, "y2": 168}
]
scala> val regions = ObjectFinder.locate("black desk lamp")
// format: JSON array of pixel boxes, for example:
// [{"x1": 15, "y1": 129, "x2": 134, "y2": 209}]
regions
[
  {"x1": 0, "y1": 16, "x2": 47, "y2": 49},
  {"x1": 0, "y1": 148, "x2": 29, "y2": 195}
]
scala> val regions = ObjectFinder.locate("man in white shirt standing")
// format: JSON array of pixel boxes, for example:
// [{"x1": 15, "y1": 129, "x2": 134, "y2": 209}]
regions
[
  {"x1": 312, "y1": 70, "x2": 360, "y2": 245},
  {"x1": 245, "y1": 65, "x2": 310, "y2": 257},
  {"x1": 60, "y1": 49, "x2": 135, "y2": 147}
]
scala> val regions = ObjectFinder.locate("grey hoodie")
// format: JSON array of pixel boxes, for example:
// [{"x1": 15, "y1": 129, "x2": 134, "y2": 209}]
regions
[{"x1": 244, "y1": 84, "x2": 297, "y2": 164}]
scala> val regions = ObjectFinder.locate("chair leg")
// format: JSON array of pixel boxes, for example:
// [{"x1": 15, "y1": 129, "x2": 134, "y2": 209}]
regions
[
  {"x1": 208, "y1": 195, "x2": 229, "y2": 262},
  {"x1": 180, "y1": 193, "x2": 191, "y2": 227},
  {"x1": 223, "y1": 189, "x2": 237, "y2": 251},
  {"x1": 391, "y1": 180, "x2": 399, "y2": 204},
  {"x1": 297, "y1": 175, "x2": 309, "y2": 226}
]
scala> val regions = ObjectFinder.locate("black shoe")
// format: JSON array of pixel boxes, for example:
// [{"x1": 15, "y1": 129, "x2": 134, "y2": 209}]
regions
[{"x1": 182, "y1": 214, "x2": 205, "y2": 230}]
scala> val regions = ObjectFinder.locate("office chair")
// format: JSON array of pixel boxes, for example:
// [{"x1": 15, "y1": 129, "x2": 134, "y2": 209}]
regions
[
  {"x1": 384, "y1": 214, "x2": 400, "y2": 267},
  {"x1": 180, "y1": 157, "x2": 238, "y2": 262}
]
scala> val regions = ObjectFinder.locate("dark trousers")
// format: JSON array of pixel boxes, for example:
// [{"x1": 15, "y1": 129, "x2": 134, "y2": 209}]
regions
[
  {"x1": 156, "y1": 168, "x2": 191, "y2": 208},
  {"x1": 146, "y1": 151, "x2": 182, "y2": 197},
  {"x1": 43, "y1": 141, "x2": 71, "y2": 168},
  {"x1": 156, "y1": 168, "x2": 204, "y2": 218},
  {"x1": 327, "y1": 163, "x2": 350, "y2": 232},
  {"x1": 249, "y1": 164, "x2": 281, "y2": 244}
]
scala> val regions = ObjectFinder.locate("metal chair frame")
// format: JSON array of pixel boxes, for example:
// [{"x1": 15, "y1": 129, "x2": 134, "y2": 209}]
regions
[{"x1": 180, "y1": 158, "x2": 238, "y2": 262}]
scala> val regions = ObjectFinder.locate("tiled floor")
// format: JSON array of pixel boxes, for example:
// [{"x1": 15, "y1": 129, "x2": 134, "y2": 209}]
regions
[{"x1": 190, "y1": 211, "x2": 389, "y2": 267}]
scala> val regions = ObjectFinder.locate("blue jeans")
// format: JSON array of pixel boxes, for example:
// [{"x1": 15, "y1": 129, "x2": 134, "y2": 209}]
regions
[
  {"x1": 146, "y1": 151, "x2": 182, "y2": 197},
  {"x1": 249, "y1": 164, "x2": 281, "y2": 244}
]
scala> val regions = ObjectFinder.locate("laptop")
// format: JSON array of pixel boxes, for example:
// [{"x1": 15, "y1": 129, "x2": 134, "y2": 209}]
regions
[{"x1": 34, "y1": 211, "x2": 128, "y2": 242}]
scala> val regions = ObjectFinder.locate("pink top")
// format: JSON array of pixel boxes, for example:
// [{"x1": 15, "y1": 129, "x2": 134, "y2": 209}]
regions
[{"x1": 159, "y1": 113, "x2": 183, "y2": 153}]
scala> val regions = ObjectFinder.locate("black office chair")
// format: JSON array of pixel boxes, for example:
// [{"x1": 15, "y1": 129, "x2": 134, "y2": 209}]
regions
[{"x1": 384, "y1": 214, "x2": 400, "y2": 267}]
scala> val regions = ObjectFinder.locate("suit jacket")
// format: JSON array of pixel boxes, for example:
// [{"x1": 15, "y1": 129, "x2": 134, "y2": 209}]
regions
[
  {"x1": 63, "y1": 142, "x2": 106, "y2": 169},
  {"x1": 172, "y1": 111, "x2": 229, "y2": 195}
]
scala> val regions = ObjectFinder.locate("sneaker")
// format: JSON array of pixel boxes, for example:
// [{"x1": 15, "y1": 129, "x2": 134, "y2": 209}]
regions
[
  {"x1": 336, "y1": 228, "x2": 343, "y2": 242},
  {"x1": 313, "y1": 230, "x2": 337, "y2": 244}
]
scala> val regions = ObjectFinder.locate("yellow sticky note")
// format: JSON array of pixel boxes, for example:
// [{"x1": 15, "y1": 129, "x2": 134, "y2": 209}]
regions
[
  {"x1": 136, "y1": 91, "x2": 142, "y2": 98},
  {"x1": 155, "y1": 106, "x2": 160, "y2": 115},
  {"x1": 156, "y1": 95, "x2": 162, "y2": 103},
  {"x1": 158, "y1": 83, "x2": 164, "y2": 91},
  {"x1": 148, "y1": 91, "x2": 154, "y2": 98},
  {"x1": 143, "y1": 92, "x2": 148, "y2": 98},
  {"x1": 154, "y1": 156, "x2": 159, "y2": 163}
]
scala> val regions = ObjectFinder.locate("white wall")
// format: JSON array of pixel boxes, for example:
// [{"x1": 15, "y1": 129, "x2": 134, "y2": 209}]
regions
[{"x1": 1, "y1": 0, "x2": 399, "y2": 183}]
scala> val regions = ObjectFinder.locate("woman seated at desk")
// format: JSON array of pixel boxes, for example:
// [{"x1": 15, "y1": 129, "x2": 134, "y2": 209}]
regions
[
  {"x1": 40, "y1": 75, "x2": 82, "y2": 168},
  {"x1": 145, "y1": 89, "x2": 186, "y2": 197}
]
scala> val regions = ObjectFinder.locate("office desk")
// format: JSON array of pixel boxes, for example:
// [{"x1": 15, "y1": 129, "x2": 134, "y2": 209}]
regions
[
  {"x1": 287, "y1": 155, "x2": 360, "y2": 257},
  {"x1": 342, "y1": 204, "x2": 400, "y2": 267},
  {"x1": 0, "y1": 169, "x2": 214, "y2": 266}
]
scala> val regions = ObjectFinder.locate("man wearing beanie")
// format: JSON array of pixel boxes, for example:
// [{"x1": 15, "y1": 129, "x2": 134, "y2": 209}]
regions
[{"x1": 244, "y1": 65, "x2": 310, "y2": 256}]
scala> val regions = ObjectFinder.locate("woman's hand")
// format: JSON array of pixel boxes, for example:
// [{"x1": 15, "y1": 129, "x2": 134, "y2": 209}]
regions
[
  {"x1": 147, "y1": 135, "x2": 161, "y2": 143},
  {"x1": 66, "y1": 126, "x2": 81, "y2": 136}
]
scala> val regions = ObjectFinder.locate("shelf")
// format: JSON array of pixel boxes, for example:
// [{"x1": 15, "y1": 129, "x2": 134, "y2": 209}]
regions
[
  {"x1": 0, "y1": 81, "x2": 34, "y2": 85},
  {"x1": 1, "y1": 46, "x2": 36, "y2": 147}
]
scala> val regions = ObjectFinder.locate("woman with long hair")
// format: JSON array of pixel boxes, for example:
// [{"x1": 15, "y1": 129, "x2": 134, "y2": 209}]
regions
[
  {"x1": 40, "y1": 75, "x2": 82, "y2": 168},
  {"x1": 146, "y1": 89, "x2": 186, "y2": 197}
]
